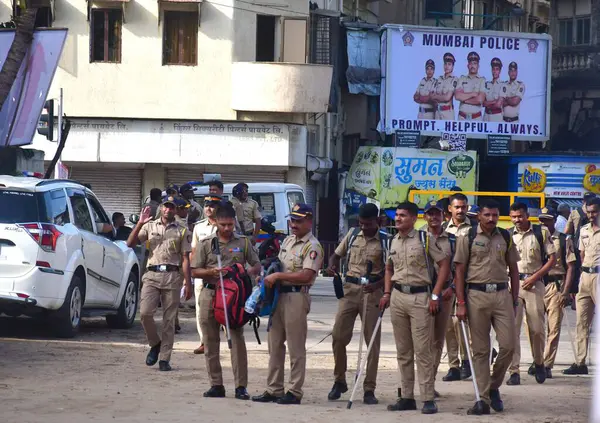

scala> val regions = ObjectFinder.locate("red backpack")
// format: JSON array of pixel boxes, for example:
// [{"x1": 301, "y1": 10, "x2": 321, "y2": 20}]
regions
[{"x1": 213, "y1": 263, "x2": 261, "y2": 342}]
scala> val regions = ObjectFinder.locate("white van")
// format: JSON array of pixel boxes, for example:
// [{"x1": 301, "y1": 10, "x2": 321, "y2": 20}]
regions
[{"x1": 191, "y1": 182, "x2": 306, "y2": 234}]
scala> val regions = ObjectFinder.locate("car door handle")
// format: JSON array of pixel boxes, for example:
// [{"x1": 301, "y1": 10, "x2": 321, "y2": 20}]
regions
[
  {"x1": 102, "y1": 246, "x2": 106, "y2": 267},
  {"x1": 81, "y1": 238, "x2": 85, "y2": 259}
]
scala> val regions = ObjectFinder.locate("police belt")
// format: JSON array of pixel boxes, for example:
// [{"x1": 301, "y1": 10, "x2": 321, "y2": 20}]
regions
[
  {"x1": 545, "y1": 275, "x2": 564, "y2": 283},
  {"x1": 467, "y1": 282, "x2": 508, "y2": 293},
  {"x1": 582, "y1": 266, "x2": 600, "y2": 274},
  {"x1": 393, "y1": 283, "x2": 430, "y2": 294},
  {"x1": 204, "y1": 283, "x2": 216, "y2": 290},
  {"x1": 419, "y1": 107, "x2": 434, "y2": 113},
  {"x1": 459, "y1": 111, "x2": 482, "y2": 119},
  {"x1": 345, "y1": 275, "x2": 381, "y2": 285},
  {"x1": 437, "y1": 104, "x2": 453, "y2": 111},
  {"x1": 504, "y1": 116, "x2": 518, "y2": 122},
  {"x1": 279, "y1": 285, "x2": 303, "y2": 293},
  {"x1": 147, "y1": 264, "x2": 180, "y2": 272},
  {"x1": 519, "y1": 273, "x2": 533, "y2": 280},
  {"x1": 485, "y1": 107, "x2": 502, "y2": 115}
]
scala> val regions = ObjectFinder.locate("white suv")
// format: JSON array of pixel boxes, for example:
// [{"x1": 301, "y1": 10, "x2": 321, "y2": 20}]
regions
[{"x1": 0, "y1": 176, "x2": 140, "y2": 337}]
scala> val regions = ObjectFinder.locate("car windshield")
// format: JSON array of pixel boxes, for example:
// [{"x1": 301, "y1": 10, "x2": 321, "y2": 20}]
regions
[{"x1": 0, "y1": 190, "x2": 43, "y2": 224}]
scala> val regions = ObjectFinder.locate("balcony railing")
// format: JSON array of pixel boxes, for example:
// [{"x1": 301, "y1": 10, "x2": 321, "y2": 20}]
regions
[{"x1": 552, "y1": 46, "x2": 600, "y2": 77}]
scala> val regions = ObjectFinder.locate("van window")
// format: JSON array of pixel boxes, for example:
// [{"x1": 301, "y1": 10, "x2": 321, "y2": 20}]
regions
[
  {"x1": 287, "y1": 191, "x2": 305, "y2": 212},
  {"x1": 43, "y1": 189, "x2": 70, "y2": 225},
  {"x1": 250, "y1": 193, "x2": 275, "y2": 221}
]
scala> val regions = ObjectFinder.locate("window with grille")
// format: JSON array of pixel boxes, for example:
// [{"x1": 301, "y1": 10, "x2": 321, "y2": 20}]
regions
[
  {"x1": 90, "y1": 9, "x2": 122, "y2": 63},
  {"x1": 309, "y1": 13, "x2": 332, "y2": 65}
]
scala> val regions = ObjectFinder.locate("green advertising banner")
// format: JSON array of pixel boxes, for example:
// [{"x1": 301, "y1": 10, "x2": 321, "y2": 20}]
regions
[{"x1": 346, "y1": 147, "x2": 477, "y2": 208}]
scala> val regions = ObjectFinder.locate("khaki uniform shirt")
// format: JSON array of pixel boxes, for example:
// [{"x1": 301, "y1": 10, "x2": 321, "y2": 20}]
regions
[
  {"x1": 388, "y1": 229, "x2": 448, "y2": 287},
  {"x1": 434, "y1": 75, "x2": 457, "y2": 105},
  {"x1": 445, "y1": 219, "x2": 471, "y2": 236},
  {"x1": 175, "y1": 214, "x2": 188, "y2": 230},
  {"x1": 139, "y1": 219, "x2": 192, "y2": 288},
  {"x1": 188, "y1": 199, "x2": 205, "y2": 223},
  {"x1": 335, "y1": 229, "x2": 386, "y2": 278},
  {"x1": 511, "y1": 224, "x2": 555, "y2": 274},
  {"x1": 549, "y1": 232, "x2": 576, "y2": 276},
  {"x1": 503, "y1": 80, "x2": 525, "y2": 118},
  {"x1": 416, "y1": 77, "x2": 437, "y2": 108},
  {"x1": 484, "y1": 79, "x2": 505, "y2": 103},
  {"x1": 566, "y1": 208, "x2": 585, "y2": 236},
  {"x1": 231, "y1": 197, "x2": 261, "y2": 234},
  {"x1": 192, "y1": 233, "x2": 259, "y2": 285},
  {"x1": 579, "y1": 223, "x2": 600, "y2": 268},
  {"x1": 454, "y1": 225, "x2": 520, "y2": 284},
  {"x1": 279, "y1": 232, "x2": 324, "y2": 288},
  {"x1": 457, "y1": 75, "x2": 486, "y2": 114},
  {"x1": 421, "y1": 228, "x2": 453, "y2": 275},
  {"x1": 191, "y1": 218, "x2": 218, "y2": 250}
]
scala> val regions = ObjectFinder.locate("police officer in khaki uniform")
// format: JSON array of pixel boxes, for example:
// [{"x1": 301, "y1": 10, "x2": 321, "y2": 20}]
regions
[
  {"x1": 456, "y1": 51, "x2": 486, "y2": 121},
  {"x1": 564, "y1": 197, "x2": 600, "y2": 375},
  {"x1": 231, "y1": 182, "x2": 261, "y2": 243},
  {"x1": 443, "y1": 193, "x2": 472, "y2": 381},
  {"x1": 127, "y1": 196, "x2": 192, "y2": 371},
  {"x1": 420, "y1": 201, "x2": 456, "y2": 396},
  {"x1": 180, "y1": 183, "x2": 204, "y2": 224},
  {"x1": 454, "y1": 199, "x2": 520, "y2": 415},
  {"x1": 503, "y1": 62, "x2": 525, "y2": 123},
  {"x1": 566, "y1": 192, "x2": 596, "y2": 299},
  {"x1": 191, "y1": 204, "x2": 261, "y2": 400},
  {"x1": 252, "y1": 204, "x2": 324, "y2": 405},
  {"x1": 431, "y1": 53, "x2": 457, "y2": 120},
  {"x1": 414, "y1": 59, "x2": 437, "y2": 120},
  {"x1": 506, "y1": 202, "x2": 556, "y2": 386},
  {"x1": 380, "y1": 202, "x2": 450, "y2": 415},
  {"x1": 538, "y1": 207, "x2": 576, "y2": 378},
  {"x1": 325, "y1": 203, "x2": 388, "y2": 405},
  {"x1": 191, "y1": 195, "x2": 222, "y2": 355},
  {"x1": 483, "y1": 58, "x2": 506, "y2": 123}
]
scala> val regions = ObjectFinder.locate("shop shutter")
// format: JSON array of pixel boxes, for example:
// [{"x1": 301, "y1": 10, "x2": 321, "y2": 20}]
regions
[
  {"x1": 167, "y1": 167, "x2": 286, "y2": 187},
  {"x1": 70, "y1": 167, "x2": 143, "y2": 224}
]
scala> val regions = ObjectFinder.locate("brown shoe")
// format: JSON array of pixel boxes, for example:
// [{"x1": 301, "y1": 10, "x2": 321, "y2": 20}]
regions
[{"x1": 194, "y1": 344, "x2": 205, "y2": 354}]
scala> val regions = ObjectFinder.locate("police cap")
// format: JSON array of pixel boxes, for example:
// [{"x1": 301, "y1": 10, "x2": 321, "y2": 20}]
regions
[
  {"x1": 443, "y1": 52, "x2": 455, "y2": 63},
  {"x1": 538, "y1": 207, "x2": 557, "y2": 220},
  {"x1": 424, "y1": 200, "x2": 444, "y2": 214},
  {"x1": 491, "y1": 57, "x2": 502, "y2": 68},
  {"x1": 467, "y1": 51, "x2": 480, "y2": 62},
  {"x1": 425, "y1": 59, "x2": 435, "y2": 69},
  {"x1": 509, "y1": 61, "x2": 518, "y2": 70}
]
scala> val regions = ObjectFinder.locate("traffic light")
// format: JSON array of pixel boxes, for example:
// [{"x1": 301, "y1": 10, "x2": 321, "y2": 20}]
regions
[{"x1": 37, "y1": 100, "x2": 54, "y2": 141}]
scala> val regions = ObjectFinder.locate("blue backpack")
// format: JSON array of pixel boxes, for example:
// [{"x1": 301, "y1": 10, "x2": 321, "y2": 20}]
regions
[{"x1": 257, "y1": 260, "x2": 282, "y2": 329}]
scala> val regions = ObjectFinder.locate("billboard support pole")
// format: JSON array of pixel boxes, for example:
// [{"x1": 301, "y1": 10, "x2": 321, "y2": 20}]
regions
[{"x1": 54, "y1": 88, "x2": 63, "y2": 179}]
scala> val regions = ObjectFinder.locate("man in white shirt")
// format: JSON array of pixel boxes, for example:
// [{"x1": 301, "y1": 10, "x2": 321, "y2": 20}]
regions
[{"x1": 556, "y1": 203, "x2": 570, "y2": 234}]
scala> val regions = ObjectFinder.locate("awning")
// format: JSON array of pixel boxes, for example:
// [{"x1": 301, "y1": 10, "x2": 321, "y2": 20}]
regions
[
  {"x1": 87, "y1": 0, "x2": 130, "y2": 22},
  {"x1": 157, "y1": 0, "x2": 203, "y2": 26}
]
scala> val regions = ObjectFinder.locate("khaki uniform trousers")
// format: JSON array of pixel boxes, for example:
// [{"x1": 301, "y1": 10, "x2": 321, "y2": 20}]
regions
[
  {"x1": 575, "y1": 272, "x2": 597, "y2": 365},
  {"x1": 332, "y1": 284, "x2": 382, "y2": 391},
  {"x1": 434, "y1": 293, "x2": 455, "y2": 376},
  {"x1": 542, "y1": 282, "x2": 563, "y2": 368},
  {"x1": 194, "y1": 280, "x2": 203, "y2": 344},
  {"x1": 267, "y1": 291, "x2": 311, "y2": 399},
  {"x1": 510, "y1": 280, "x2": 546, "y2": 373},
  {"x1": 390, "y1": 290, "x2": 435, "y2": 401},
  {"x1": 140, "y1": 283, "x2": 180, "y2": 362},
  {"x1": 199, "y1": 287, "x2": 248, "y2": 387},
  {"x1": 445, "y1": 306, "x2": 470, "y2": 368},
  {"x1": 467, "y1": 288, "x2": 515, "y2": 403}
]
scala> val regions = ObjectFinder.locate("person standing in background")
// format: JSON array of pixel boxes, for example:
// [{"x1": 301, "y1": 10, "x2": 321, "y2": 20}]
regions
[
  {"x1": 231, "y1": 183, "x2": 261, "y2": 244},
  {"x1": 556, "y1": 204, "x2": 570, "y2": 234}
]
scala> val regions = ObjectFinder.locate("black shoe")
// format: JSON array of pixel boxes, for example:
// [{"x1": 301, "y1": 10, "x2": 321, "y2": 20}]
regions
[
  {"x1": 158, "y1": 360, "x2": 171, "y2": 371},
  {"x1": 527, "y1": 363, "x2": 535, "y2": 376},
  {"x1": 460, "y1": 360, "x2": 472, "y2": 380},
  {"x1": 203, "y1": 385, "x2": 226, "y2": 398},
  {"x1": 276, "y1": 391, "x2": 301, "y2": 405},
  {"x1": 467, "y1": 401, "x2": 491, "y2": 415},
  {"x1": 175, "y1": 324, "x2": 181, "y2": 334},
  {"x1": 327, "y1": 382, "x2": 348, "y2": 401},
  {"x1": 363, "y1": 391, "x2": 378, "y2": 405},
  {"x1": 235, "y1": 386, "x2": 250, "y2": 400},
  {"x1": 387, "y1": 398, "x2": 417, "y2": 411},
  {"x1": 506, "y1": 373, "x2": 520, "y2": 386},
  {"x1": 491, "y1": 348, "x2": 498, "y2": 365},
  {"x1": 535, "y1": 364, "x2": 546, "y2": 384},
  {"x1": 145, "y1": 342, "x2": 161, "y2": 366},
  {"x1": 442, "y1": 367, "x2": 461, "y2": 382},
  {"x1": 252, "y1": 391, "x2": 281, "y2": 403},
  {"x1": 489, "y1": 388, "x2": 504, "y2": 412},
  {"x1": 422, "y1": 400, "x2": 438, "y2": 414},
  {"x1": 434, "y1": 390, "x2": 441, "y2": 398},
  {"x1": 563, "y1": 363, "x2": 589, "y2": 375},
  {"x1": 546, "y1": 367, "x2": 553, "y2": 379}
]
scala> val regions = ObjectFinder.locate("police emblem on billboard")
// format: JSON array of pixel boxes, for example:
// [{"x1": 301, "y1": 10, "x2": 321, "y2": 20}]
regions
[
  {"x1": 527, "y1": 39, "x2": 539, "y2": 53},
  {"x1": 402, "y1": 31, "x2": 414, "y2": 47}
]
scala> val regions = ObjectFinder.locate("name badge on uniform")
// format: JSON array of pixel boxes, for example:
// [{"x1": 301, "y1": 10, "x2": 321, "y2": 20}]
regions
[
  {"x1": 474, "y1": 241, "x2": 485, "y2": 247},
  {"x1": 230, "y1": 248, "x2": 241, "y2": 253}
]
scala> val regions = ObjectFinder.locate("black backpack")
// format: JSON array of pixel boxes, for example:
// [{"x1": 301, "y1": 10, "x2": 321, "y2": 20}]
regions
[
  {"x1": 508, "y1": 224, "x2": 547, "y2": 264},
  {"x1": 343, "y1": 228, "x2": 391, "y2": 276},
  {"x1": 574, "y1": 208, "x2": 589, "y2": 251}
]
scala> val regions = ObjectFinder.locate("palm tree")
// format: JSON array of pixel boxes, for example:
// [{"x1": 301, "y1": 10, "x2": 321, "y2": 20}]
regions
[{"x1": 0, "y1": 5, "x2": 38, "y2": 112}]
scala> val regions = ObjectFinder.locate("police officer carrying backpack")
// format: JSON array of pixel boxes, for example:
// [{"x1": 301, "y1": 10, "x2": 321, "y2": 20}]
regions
[
  {"x1": 566, "y1": 192, "x2": 596, "y2": 297},
  {"x1": 325, "y1": 203, "x2": 389, "y2": 405}
]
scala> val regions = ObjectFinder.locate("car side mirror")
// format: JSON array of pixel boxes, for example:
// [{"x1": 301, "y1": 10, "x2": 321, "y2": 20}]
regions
[{"x1": 129, "y1": 214, "x2": 139, "y2": 224}]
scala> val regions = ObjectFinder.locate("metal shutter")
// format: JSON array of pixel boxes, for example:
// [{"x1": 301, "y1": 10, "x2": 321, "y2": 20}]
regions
[
  {"x1": 167, "y1": 167, "x2": 286, "y2": 187},
  {"x1": 70, "y1": 167, "x2": 143, "y2": 223}
]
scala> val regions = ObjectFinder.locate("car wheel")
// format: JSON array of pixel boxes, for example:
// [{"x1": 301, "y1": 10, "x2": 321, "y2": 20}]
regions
[
  {"x1": 53, "y1": 274, "x2": 83, "y2": 338},
  {"x1": 106, "y1": 271, "x2": 138, "y2": 329}
]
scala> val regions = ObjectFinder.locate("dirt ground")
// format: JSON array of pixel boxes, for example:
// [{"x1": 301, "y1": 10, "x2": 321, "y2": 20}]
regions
[{"x1": 0, "y1": 292, "x2": 593, "y2": 423}]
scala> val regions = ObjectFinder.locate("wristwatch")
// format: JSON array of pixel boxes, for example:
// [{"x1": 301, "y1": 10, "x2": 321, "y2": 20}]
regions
[{"x1": 431, "y1": 293, "x2": 439, "y2": 301}]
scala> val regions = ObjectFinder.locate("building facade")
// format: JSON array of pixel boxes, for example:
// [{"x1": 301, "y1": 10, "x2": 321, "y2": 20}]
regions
[{"x1": 0, "y1": 0, "x2": 336, "y2": 221}]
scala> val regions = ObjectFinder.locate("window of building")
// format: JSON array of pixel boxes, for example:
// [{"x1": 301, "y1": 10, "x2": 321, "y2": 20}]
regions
[
  {"x1": 558, "y1": 17, "x2": 591, "y2": 46},
  {"x1": 309, "y1": 13, "x2": 332, "y2": 65},
  {"x1": 163, "y1": 11, "x2": 198, "y2": 66},
  {"x1": 425, "y1": 0, "x2": 453, "y2": 20},
  {"x1": 91, "y1": 9, "x2": 122, "y2": 63},
  {"x1": 256, "y1": 15, "x2": 277, "y2": 62},
  {"x1": 13, "y1": 5, "x2": 52, "y2": 27}
]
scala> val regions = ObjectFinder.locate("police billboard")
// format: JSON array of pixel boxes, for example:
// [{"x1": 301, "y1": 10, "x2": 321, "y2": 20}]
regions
[{"x1": 380, "y1": 25, "x2": 552, "y2": 141}]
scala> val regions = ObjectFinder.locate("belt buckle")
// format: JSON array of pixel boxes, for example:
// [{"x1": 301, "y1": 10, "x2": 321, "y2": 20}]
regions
[
  {"x1": 485, "y1": 284, "x2": 497, "y2": 293},
  {"x1": 360, "y1": 277, "x2": 369, "y2": 286},
  {"x1": 401, "y1": 285, "x2": 410, "y2": 294},
  {"x1": 158, "y1": 265, "x2": 167, "y2": 272}
]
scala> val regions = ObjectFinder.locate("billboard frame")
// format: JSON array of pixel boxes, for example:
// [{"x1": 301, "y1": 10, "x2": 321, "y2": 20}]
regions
[{"x1": 380, "y1": 24, "x2": 552, "y2": 142}]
